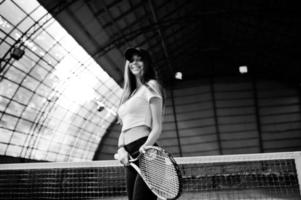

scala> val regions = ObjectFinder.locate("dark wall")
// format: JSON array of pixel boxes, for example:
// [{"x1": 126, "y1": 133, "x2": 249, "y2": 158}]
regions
[{"x1": 94, "y1": 76, "x2": 301, "y2": 160}]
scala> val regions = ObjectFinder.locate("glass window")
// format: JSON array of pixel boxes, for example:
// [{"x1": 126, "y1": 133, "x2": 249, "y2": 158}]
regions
[
  {"x1": 18, "y1": 16, "x2": 35, "y2": 32},
  {"x1": 0, "y1": 79, "x2": 19, "y2": 98},
  {"x1": 46, "y1": 21, "x2": 68, "y2": 41},
  {"x1": 48, "y1": 43, "x2": 68, "y2": 61},
  {"x1": 10, "y1": 130, "x2": 28, "y2": 145},
  {"x1": 14, "y1": 55, "x2": 36, "y2": 73},
  {"x1": 4, "y1": 66, "x2": 26, "y2": 83},
  {"x1": 0, "y1": 0, "x2": 122, "y2": 162},
  {"x1": 6, "y1": 144, "x2": 22, "y2": 157},
  {"x1": 70, "y1": 45, "x2": 90, "y2": 63},
  {"x1": 13, "y1": 0, "x2": 39, "y2": 14},
  {"x1": 6, "y1": 100, "x2": 25, "y2": 116},
  {"x1": 34, "y1": 30, "x2": 56, "y2": 52},
  {"x1": 1, "y1": 114, "x2": 19, "y2": 130},
  {"x1": 10, "y1": 28, "x2": 23, "y2": 41},
  {"x1": 22, "y1": 105, "x2": 40, "y2": 121},
  {"x1": 0, "y1": 0, "x2": 26, "y2": 26},
  {"x1": 14, "y1": 87, "x2": 34, "y2": 105},
  {"x1": 59, "y1": 35, "x2": 79, "y2": 50},
  {"x1": 35, "y1": 82, "x2": 51, "y2": 97},
  {"x1": 30, "y1": 62, "x2": 49, "y2": 80},
  {"x1": 0, "y1": 41, "x2": 10, "y2": 58},
  {"x1": 0, "y1": 128, "x2": 12, "y2": 144},
  {"x1": 0, "y1": 16, "x2": 13, "y2": 32},
  {"x1": 0, "y1": 143, "x2": 8, "y2": 154},
  {"x1": 30, "y1": 5, "x2": 48, "y2": 21},
  {"x1": 22, "y1": 74, "x2": 40, "y2": 90}
]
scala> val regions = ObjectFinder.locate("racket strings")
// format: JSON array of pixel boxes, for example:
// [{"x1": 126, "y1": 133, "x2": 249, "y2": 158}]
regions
[
  {"x1": 141, "y1": 161, "x2": 178, "y2": 196},
  {"x1": 139, "y1": 150, "x2": 180, "y2": 198}
]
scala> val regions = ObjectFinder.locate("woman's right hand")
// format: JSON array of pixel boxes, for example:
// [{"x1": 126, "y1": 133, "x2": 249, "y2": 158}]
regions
[{"x1": 117, "y1": 147, "x2": 129, "y2": 166}]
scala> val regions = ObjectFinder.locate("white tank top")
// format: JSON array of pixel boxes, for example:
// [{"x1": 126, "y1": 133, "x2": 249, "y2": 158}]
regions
[{"x1": 117, "y1": 80, "x2": 162, "y2": 132}]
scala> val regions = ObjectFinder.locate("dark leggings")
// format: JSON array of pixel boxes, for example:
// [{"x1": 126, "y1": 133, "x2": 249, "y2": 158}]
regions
[{"x1": 124, "y1": 137, "x2": 157, "y2": 200}]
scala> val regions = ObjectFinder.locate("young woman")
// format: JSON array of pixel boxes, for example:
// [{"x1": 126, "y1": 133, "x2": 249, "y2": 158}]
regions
[{"x1": 116, "y1": 47, "x2": 164, "y2": 200}]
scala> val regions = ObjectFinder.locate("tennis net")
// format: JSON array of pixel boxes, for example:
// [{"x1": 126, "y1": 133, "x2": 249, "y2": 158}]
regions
[{"x1": 0, "y1": 151, "x2": 300, "y2": 199}]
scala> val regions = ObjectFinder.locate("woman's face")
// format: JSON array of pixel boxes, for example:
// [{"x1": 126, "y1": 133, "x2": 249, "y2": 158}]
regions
[{"x1": 129, "y1": 54, "x2": 144, "y2": 77}]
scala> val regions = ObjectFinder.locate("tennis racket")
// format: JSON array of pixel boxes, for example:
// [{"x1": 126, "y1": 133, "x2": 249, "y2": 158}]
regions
[{"x1": 114, "y1": 146, "x2": 182, "y2": 200}]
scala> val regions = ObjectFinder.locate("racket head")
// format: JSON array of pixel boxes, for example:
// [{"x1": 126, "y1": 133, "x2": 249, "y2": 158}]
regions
[{"x1": 138, "y1": 146, "x2": 182, "y2": 200}]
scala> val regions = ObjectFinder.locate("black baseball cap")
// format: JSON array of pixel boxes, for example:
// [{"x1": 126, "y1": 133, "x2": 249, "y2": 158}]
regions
[{"x1": 124, "y1": 47, "x2": 152, "y2": 63}]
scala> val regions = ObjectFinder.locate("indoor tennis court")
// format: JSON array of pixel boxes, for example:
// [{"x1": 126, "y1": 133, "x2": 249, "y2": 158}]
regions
[{"x1": 1, "y1": 0, "x2": 301, "y2": 199}]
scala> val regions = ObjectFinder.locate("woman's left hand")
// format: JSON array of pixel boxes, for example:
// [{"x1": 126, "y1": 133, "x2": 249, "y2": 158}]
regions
[{"x1": 139, "y1": 145, "x2": 147, "y2": 154}]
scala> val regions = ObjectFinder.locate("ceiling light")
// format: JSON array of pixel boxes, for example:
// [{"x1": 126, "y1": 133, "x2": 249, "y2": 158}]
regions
[
  {"x1": 239, "y1": 65, "x2": 248, "y2": 74},
  {"x1": 11, "y1": 47, "x2": 25, "y2": 60},
  {"x1": 175, "y1": 72, "x2": 183, "y2": 80}
]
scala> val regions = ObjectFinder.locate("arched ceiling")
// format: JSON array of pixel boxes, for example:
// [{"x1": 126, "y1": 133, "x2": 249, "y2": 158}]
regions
[{"x1": 38, "y1": 0, "x2": 301, "y2": 87}]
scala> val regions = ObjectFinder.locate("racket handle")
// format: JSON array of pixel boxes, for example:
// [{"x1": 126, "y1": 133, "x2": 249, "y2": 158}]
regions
[{"x1": 114, "y1": 153, "x2": 136, "y2": 162}]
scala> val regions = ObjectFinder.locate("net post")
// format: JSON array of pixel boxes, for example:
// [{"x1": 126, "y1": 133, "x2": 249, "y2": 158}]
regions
[{"x1": 295, "y1": 153, "x2": 301, "y2": 196}]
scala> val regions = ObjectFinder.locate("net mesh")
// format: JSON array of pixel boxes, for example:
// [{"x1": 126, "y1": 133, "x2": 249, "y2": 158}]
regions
[{"x1": 0, "y1": 152, "x2": 300, "y2": 200}]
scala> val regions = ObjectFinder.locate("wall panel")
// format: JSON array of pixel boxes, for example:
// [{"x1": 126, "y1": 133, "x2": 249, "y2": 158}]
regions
[{"x1": 96, "y1": 77, "x2": 301, "y2": 159}]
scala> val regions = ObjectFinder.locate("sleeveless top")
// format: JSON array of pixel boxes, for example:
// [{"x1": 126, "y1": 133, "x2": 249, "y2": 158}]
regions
[{"x1": 117, "y1": 80, "x2": 162, "y2": 132}]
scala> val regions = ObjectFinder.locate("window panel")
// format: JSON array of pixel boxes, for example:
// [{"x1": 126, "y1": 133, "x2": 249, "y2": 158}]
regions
[
  {"x1": 0, "y1": 128, "x2": 13, "y2": 143},
  {"x1": 14, "y1": 55, "x2": 36, "y2": 73},
  {"x1": 48, "y1": 141, "x2": 62, "y2": 152},
  {"x1": 42, "y1": 53, "x2": 58, "y2": 66},
  {"x1": 6, "y1": 100, "x2": 25, "y2": 117},
  {"x1": 0, "y1": 32, "x2": 5, "y2": 41},
  {"x1": 0, "y1": 0, "x2": 26, "y2": 26},
  {"x1": 55, "y1": 154, "x2": 67, "y2": 161},
  {"x1": 29, "y1": 94, "x2": 47, "y2": 109},
  {"x1": 14, "y1": 87, "x2": 34, "y2": 105},
  {"x1": 0, "y1": 79, "x2": 19, "y2": 98},
  {"x1": 44, "y1": 152, "x2": 56, "y2": 161},
  {"x1": 47, "y1": 117, "x2": 61, "y2": 130},
  {"x1": 30, "y1": 63, "x2": 49, "y2": 81},
  {"x1": 35, "y1": 83, "x2": 52, "y2": 97},
  {"x1": 0, "y1": 96, "x2": 10, "y2": 112},
  {"x1": 30, "y1": 5, "x2": 48, "y2": 21},
  {"x1": 36, "y1": 138, "x2": 51, "y2": 151},
  {"x1": 0, "y1": 41, "x2": 10, "y2": 58},
  {"x1": 15, "y1": 118, "x2": 33, "y2": 134},
  {"x1": 70, "y1": 46, "x2": 90, "y2": 62},
  {"x1": 59, "y1": 35, "x2": 79, "y2": 50},
  {"x1": 63, "y1": 136, "x2": 76, "y2": 146},
  {"x1": 22, "y1": 74, "x2": 40, "y2": 90},
  {"x1": 31, "y1": 149, "x2": 47, "y2": 161},
  {"x1": 48, "y1": 43, "x2": 68, "y2": 61},
  {"x1": 1, "y1": 0, "x2": 122, "y2": 162},
  {"x1": 22, "y1": 105, "x2": 41, "y2": 121},
  {"x1": 18, "y1": 16, "x2": 35, "y2": 32},
  {"x1": 13, "y1": 0, "x2": 39, "y2": 14},
  {"x1": 46, "y1": 21, "x2": 68, "y2": 41},
  {"x1": 37, "y1": 59, "x2": 52, "y2": 72},
  {"x1": 34, "y1": 30, "x2": 56, "y2": 52},
  {"x1": 59, "y1": 145, "x2": 72, "y2": 154},
  {"x1": 30, "y1": 40, "x2": 47, "y2": 57},
  {"x1": 10, "y1": 28, "x2": 23, "y2": 41},
  {"x1": 10, "y1": 131, "x2": 27, "y2": 145},
  {"x1": 6, "y1": 144, "x2": 22, "y2": 157},
  {"x1": 0, "y1": 16, "x2": 13, "y2": 32},
  {"x1": 1, "y1": 114, "x2": 19, "y2": 130},
  {"x1": 0, "y1": 143, "x2": 8, "y2": 154},
  {"x1": 4, "y1": 66, "x2": 26, "y2": 84},
  {"x1": 3, "y1": 37, "x2": 15, "y2": 49}
]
